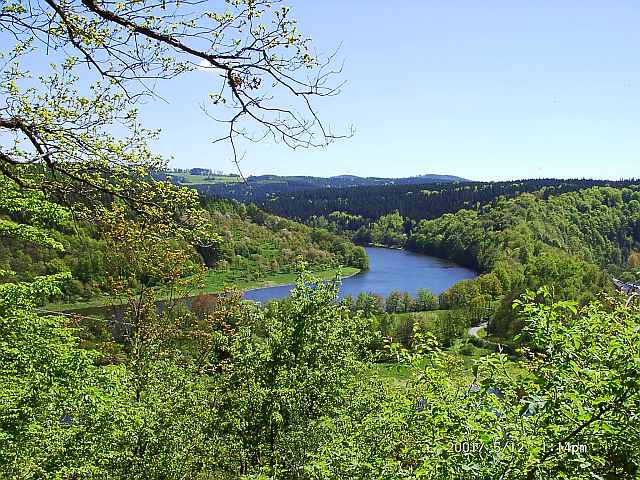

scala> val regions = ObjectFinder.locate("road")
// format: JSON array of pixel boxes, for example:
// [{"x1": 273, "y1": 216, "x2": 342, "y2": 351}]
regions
[{"x1": 468, "y1": 322, "x2": 488, "y2": 338}]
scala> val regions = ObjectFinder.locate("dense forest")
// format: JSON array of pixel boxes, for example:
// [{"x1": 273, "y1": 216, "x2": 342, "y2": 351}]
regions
[
  {"x1": 256, "y1": 178, "x2": 639, "y2": 224},
  {"x1": 185, "y1": 173, "x2": 466, "y2": 202},
  {"x1": 0, "y1": 197, "x2": 367, "y2": 303},
  {"x1": 257, "y1": 184, "x2": 640, "y2": 340},
  {"x1": 3, "y1": 0, "x2": 640, "y2": 478},
  {"x1": 407, "y1": 186, "x2": 640, "y2": 336}
]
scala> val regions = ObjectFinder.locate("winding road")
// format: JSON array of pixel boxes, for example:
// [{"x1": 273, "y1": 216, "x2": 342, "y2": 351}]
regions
[{"x1": 468, "y1": 322, "x2": 488, "y2": 338}]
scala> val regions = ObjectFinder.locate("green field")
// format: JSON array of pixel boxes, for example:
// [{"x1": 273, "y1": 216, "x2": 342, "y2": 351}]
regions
[
  {"x1": 166, "y1": 173, "x2": 244, "y2": 185},
  {"x1": 374, "y1": 310, "x2": 530, "y2": 387},
  {"x1": 371, "y1": 339, "x2": 529, "y2": 390}
]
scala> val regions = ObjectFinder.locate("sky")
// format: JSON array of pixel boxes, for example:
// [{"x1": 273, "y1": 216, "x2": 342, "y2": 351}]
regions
[{"x1": 128, "y1": 1, "x2": 640, "y2": 180}]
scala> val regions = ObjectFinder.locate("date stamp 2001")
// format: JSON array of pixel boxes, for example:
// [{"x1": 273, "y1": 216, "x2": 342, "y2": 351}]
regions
[{"x1": 446, "y1": 441, "x2": 588, "y2": 455}]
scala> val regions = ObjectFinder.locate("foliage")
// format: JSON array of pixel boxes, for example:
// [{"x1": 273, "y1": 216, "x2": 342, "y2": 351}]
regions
[
  {"x1": 1, "y1": 0, "x2": 345, "y2": 181},
  {"x1": 415, "y1": 288, "x2": 439, "y2": 311},
  {"x1": 353, "y1": 210, "x2": 408, "y2": 247},
  {"x1": 253, "y1": 178, "x2": 639, "y2": 226},
  {"x1": 191, "y1": 173, "x2": 465, "y2": 202},
  {"x1": 3, "y1": 1, "x2": 640, "y2": 478},
  {"x1": 0, "y1": 195, "x2": 368, "y2": 302},
  {"x1": 0, "y1": 265, "x2": 373, "y2": 478},
  {"x1": 410, "y1": 187, "x2": 640, "y2": 336},
  {"x1": 306, "y1": 291, "x2": 640, "y2": 479},
  {"x1": 3, "y1": 205, "x2": 640, "y2": 480}
]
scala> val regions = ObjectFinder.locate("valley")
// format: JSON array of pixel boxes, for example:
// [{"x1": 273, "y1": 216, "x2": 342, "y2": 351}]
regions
[
  {"x1": 3, "y1": 166, "x2": 640, "y2": 480},
  {"x1": 3, "y1": 1, "x2": 640, "y2": 477}
]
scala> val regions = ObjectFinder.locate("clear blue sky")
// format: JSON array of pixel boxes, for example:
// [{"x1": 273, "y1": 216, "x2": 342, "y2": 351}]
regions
[{"x1": 140, "y1": 0, "x2": 640, "y2": 181}]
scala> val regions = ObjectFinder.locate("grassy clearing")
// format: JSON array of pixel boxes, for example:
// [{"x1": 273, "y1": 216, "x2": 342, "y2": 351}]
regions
[
  {"x1": 373, "y1": 310, "x2": 530, "y2": 387},
  {"x1": 365, "y1": 363, "x2": 414, "y2": 387},
  {"x1": 167, "y1": 173, "x2": 244, "y2": 184},
  {"x1": 195, "y1": 266, "x2": 360, "y2": 295},
  {"x1": 388, "y1": 310, "x2": 448, "y2": 327},
  {"x1": 449, "y1": 340, "x2": 494, "y2": 370}
]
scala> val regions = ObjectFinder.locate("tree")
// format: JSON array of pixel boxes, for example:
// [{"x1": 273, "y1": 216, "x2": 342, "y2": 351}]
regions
[
  {"x1": 1, "y1": 2, "x2": 350, "y2": 476},
  {"x1": 385, "y1": 290, "x2": 404, "y2": 313},
  {"x1": 207, "y1": 275, "x2": 370, "y2": 476},
  {"x1": 402, "y1": 291, "x2": 415, "y2": 312},
  {"x1": 415, "y1": 288, "x2": 438, "y2": 311},
  {"x1": 478, "y1": 272, "x2": 503, "y2": 297},
  {"x1": 350, "y1": 244, "x2": 370, "y2": 270},
  {"x1": 355, "y1": 292, "x2": 385, "y2": 318},
  {"x1": 439, "y1": 279, "x2": 480, "y2": 310},
  {"x1": 1, "y1": 0, "x2": 347, "y2": 292},
  {"x1": 308, "y1": 291, "x2": 640, "y2": 479},
  {"x1": 629, "y1": 251, "x2": 640, "y2": 269},
  {"x1": 513, "y1": 289, "x2": 640, "y2": 479},
  {"x1": 1, "y1": 0, "x2": 347, "y2": 187},
  {"x1": 369, "y1": 211, "x2": 407, "y2": 247},
  {"x1": 0, "y1": 178, "x2": 125, "y2": 477},
  {"x1": 433, "y1": 309, "x2": 468, "y2": 347}
]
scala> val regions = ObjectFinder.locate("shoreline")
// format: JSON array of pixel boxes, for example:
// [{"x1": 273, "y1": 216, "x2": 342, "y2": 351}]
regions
[
  {"x1": 361, "y1": 243, "x2": 478, "y2": 272},
  {"x1": 359, "y1": 242, "x2": 404, "y2": 251},
  {"x1": 241, "y1": 268, "x2": 362, "y2": 295},
  {"x1": 48, "y1": 266, "x2": 361, "y2": 312}
]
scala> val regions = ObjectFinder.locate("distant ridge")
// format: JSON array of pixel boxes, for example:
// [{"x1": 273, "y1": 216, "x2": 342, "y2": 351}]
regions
[
  {"x1": 247, "y1": 173, "x2": 469, "y2": 188},
  {"x1": 174, "y1": 172, "x2": 469, "y2": 202}
]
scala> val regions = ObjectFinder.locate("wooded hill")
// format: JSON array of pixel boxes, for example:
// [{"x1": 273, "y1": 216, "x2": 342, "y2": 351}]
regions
[
  {"x1": 256, "y1": 178, "x2": 639, "y2": 224},
  {"x1": 0, "y1": 197, "x2": 367, "y2": 304},
  {"x1": 184, "y1": 172, "x2": 467, "y2": 202},
  {"x1": 407, "y1": 186, "x2": 640, "y2": 336},
  {"x1": 287, "y1": 183, "x2": 640, "y2": 340}
]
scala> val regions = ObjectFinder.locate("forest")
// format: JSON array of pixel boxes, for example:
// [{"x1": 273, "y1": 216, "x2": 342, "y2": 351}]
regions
[
  {"x1": 0, "y1": 196, "x2": 367, "y2": 304},
  {"x1": 255, "y1": 178, "x2": 639, "y2": 224},
  {"x1": 408, "y1": 186, "x2": 640, "y2": 336},
  {"x1": 288, "y1": 185, "x2": 640, "y2": 340},
  {"x1": 183, "y1": 173, "x2": 466, "y2": 202},
  {"x1": 2, "y1": 1, "x2": 640, "y2": 479}
]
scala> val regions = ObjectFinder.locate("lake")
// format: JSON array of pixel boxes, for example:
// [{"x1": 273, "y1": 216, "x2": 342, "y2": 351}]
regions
[{"x1": 244, "y1": 247, "x2": 477, "y2": 303}]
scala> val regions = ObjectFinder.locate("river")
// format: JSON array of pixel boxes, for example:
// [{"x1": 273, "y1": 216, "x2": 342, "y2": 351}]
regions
[{"x1": 244, "y1": 247, "x2": 477, "y2": 303}]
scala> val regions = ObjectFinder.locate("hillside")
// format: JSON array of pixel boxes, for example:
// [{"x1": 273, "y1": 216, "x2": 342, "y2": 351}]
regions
[
  {"x1": 256, "y1": 178, "x2": 640, "y2": 225},
  {"x1": 6, "y1": 0, "x2": 640, "y2": 477},
  {"x1": 0, "y1": 197, "x2": 367, "y2": 305},
  {"x1": 166, "y1": 172, "x2": 468, "y2": 202},
  {"x1": 407, "y1": 185, "x2": 640, "y2": 335}
]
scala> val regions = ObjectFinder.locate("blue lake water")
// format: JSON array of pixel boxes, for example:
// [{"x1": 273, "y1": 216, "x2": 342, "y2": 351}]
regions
[{"x1": 243, "y1": 247, "x2": 477, "y2": 303}]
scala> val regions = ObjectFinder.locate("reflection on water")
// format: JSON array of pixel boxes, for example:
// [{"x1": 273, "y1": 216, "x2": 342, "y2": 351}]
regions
[
  {"x1": 244, "y1": 247, "x2": 476, "y2": 303},
  {"x1": 66, "y1": 248, "x2": 476, "y2": 329}
]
